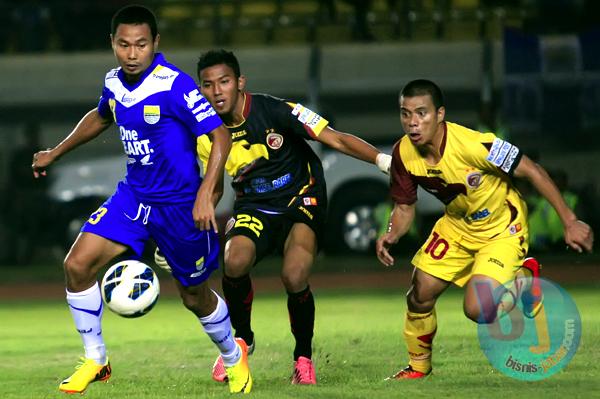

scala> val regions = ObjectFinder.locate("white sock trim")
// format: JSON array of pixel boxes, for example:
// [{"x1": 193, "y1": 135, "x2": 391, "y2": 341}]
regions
[{"x1": 66, "y1": 282, "x2": 100, "y2": 297}]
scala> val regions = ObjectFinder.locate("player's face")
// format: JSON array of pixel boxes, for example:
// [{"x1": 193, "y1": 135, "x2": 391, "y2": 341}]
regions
[
  {"x1": 399, "y1": 94, "x2": 445, "y2": 147},
  {"x1": 111, "y1": 23, "x2": 159, "y2": 82},
  {"x1": 199, "y1": 64, "x2": 246, "y2": 118}
]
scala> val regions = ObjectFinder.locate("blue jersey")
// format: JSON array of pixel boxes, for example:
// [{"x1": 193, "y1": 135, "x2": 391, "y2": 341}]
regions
[{"x1": 97, "y1": 53, "x2": 223, "y2": 204}]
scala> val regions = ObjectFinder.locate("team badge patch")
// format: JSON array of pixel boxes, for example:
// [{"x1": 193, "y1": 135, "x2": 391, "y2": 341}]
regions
[
  {"x1": 267, "y1": 133, "x2": 284, "y2": 149},
  {"x1": 303, "y1": 197, "x2": 317, "y2": 206},
  {"x1": 143, "y1": 105, "x2": 160, "y2": 124},
  {"x1": 466, "y1": 171, "x2": 482, "y2": 188}
]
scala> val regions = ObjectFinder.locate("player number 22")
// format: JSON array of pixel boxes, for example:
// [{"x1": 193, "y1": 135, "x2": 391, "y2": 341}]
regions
[
  {"x1": 424, "y1": 231, "x2": 449, "y2": 260},
  {"x1": 234, "y1": 214, "x2": 264, "y2": 237}
]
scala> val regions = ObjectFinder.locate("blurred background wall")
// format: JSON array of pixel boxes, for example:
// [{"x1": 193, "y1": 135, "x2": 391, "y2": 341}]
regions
[{"x1": 0, "y1": 0, "x2": 598, "y2": 265}]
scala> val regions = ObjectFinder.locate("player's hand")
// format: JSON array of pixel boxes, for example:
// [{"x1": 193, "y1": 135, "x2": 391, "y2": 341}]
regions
[
  {"x1": 32, "y1": 149, "x2": 56, "y2": 178},
  {"x1": 564, "y1": 220, "x2": 594, "y2": 253},
  {"x1": 193, "y1": 187, "x2": 219, "y2": 232},
  {"x1": 154, "y1": 247, "x2": 172, "y2": 272},
  {"x1": 376, "y1": 233, "x2": 397, "y2": 267},
  {"x1": 376, "y1": 153, "x2": 392, "y2": 175}
]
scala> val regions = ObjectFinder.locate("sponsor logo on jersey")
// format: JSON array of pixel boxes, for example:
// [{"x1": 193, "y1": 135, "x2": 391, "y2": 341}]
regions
[
  {"x1": 272, "y1": 173, "x2": 291, "y2": 189},
  {"x1": 427, "y1": 168, "x2": 443, "y2": 175},
  {"x1": 143, "y1": 105, "x2": 160, "y2": 124},
  {"x1": 120, "y1": 126, "x2": 154, "y2": 163},
  {"x1": 232, "y1": 130, "x2": 247, "y2": 139},
  {"x1": 266, "y1": 132, "x2": 284, "y2": 149},
  {"x1": 469, "y1": 208, "x2": 490, "y2": 221},
  {"x1": 140, "y1": 154, "x2": 153, "y2": 165},
  {"x1": 184, "y1": 89, "x2": 204, "y2": 109},
  {"x1": 121, "y1": 93, "x2": 135, "y2": 103},
  {"x1": 194, "y1": 108, "x2": 216, "y2": 123},
  {"x1": 509, "y1": 223, "x2": 522, "y2": 235},
  {"x1": 303, "y1": 197, "x2": 318, "y2": 206},
  {"x1": 466, "y1": 171, "x2": 483, "y2": 188},
  {"x1": 486, "y1": 138, "x2": 520, "y2": 173},
  {"x1": 501, "y1": 146, "x2": 520, "y2": 173},
  {"x1": 245, "y1": 173, "x2": 291, "y2": 194},
  {"x1": 152, "y1": 72, "x2": 175, "y2": 80},
  {"x1": 298, "y1": 206, "x2": 314, "y2": 220},
  {"x1": 291, "y1": 103, "x2": 324, "y2": 128},
  {"x1": 488, "y1": 257, "x2": 505, "y2": 268},
  {"x1": 307, "y1": 114, "x2": 322, "y2": 129}
]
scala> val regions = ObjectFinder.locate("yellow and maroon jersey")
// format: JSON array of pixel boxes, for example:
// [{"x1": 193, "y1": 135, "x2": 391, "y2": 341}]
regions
[
  {"x1": 391, "y1": 121, "x2": 527, "y2": 238},
  {"x1": 197, "y1": 93, "x2": 329, "y2": 211}
]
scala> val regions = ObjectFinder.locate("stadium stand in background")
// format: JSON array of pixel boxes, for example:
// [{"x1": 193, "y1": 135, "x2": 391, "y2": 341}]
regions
[{"x1": 0, "y1": 0, "x2": 541, "y2": 53}]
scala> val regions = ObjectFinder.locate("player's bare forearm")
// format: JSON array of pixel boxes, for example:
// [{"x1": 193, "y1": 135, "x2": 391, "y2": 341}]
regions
[
  {"x1": 200, "y1": 125, "x2": 231, "y2": 197},
  {"x1": 211, "y1": 176, "x2": 224, "y2": 208},
  {"x1": 194, "y1": 125, "x2": 231, "y2": 231},
  {"x1": 515, "y1": 156, "x2": 594, "y2": 252},
  {"x1": 318, "y1": 126, "x2": 380, "y2": 164},
  {"x1": 387, "y1": 203, "x2": 416, "y2": 242},
  {"x1": 52, "y1": 109, "x2": 112, "y2": 159},
  {"x1": 32, "y1": 109, "x2": 111, "y2": 178},
  {"x1": 376, "y1": 203, "x2": 415, "y2": 266},
  {"x1": 514, "y1": 156, "x2": 576, "y2": 225}
]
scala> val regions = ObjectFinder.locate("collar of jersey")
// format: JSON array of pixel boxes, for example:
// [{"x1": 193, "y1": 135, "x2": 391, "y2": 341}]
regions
[
  {"x1": 117, "y1": 52, "x2": 165, "y2": 91},
  {"x1": 224, "y1": 92, "x2": 252, "y2": 128}
]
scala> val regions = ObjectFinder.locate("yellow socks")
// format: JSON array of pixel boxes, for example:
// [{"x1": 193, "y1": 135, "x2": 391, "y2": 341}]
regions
[{"x1": 404, "y1": 309, "x2": 437, "y2": 373}]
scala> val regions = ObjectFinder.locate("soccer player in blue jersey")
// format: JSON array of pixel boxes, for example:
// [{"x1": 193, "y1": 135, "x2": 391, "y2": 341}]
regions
[{"x1": 31, "y1": 6, "x2": 251, "y2": 394}]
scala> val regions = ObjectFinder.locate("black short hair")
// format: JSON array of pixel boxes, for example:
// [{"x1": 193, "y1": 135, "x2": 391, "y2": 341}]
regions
[
  {"x1": 197, "y1": 49, "x2": 241, "y2": 79},
  {"x1": 111, "y1": 5, "x2": 158, "y2": 40},
  {"x1": 400, "y1": 79, "x2": 445, "y2": 109}
]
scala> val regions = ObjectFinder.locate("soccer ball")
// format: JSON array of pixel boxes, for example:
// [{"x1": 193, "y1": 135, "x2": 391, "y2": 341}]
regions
[{"x1": 100, "y1": 260, "x2": 160, "y2": 318}]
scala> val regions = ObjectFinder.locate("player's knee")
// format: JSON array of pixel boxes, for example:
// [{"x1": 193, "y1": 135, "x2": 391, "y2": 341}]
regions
[
  {"x1": 406, "y1": 289, "x2": 435, "y2": 313},
  {"x1": 280, "y1": 269, "x2": 308, "y2": 293},
  {"x1": 464, "y1": 302, "x2": 497, "y2": 324},
  {"x1": 179, "y1": 287, "x2": 215, "y2": 317},
  {"x1": 223, "y1": 250, "x2": 253, "y2": 278},
  {"x1": 63, "y1": 253, "x2": 94, "y2": 286},
  {"x1": 180, "y1": 294, "x2": 201, "y2": 314}
]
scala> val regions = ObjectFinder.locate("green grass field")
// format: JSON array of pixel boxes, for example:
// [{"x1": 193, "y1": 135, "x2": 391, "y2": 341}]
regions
[{"x1": 1, "y1": 285, "x2": 599, "y2": 399}]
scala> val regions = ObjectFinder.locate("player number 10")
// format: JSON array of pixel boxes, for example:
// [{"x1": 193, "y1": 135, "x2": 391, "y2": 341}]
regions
[{"x1": 424, "y1": 231, "x2": 449, "y2": 260}]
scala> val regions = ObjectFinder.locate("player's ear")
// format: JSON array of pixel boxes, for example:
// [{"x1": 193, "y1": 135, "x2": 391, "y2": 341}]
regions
[
  {"x1": 153, "y1": 33, "x2": 160, "y2": 51},
  {"x1": 438, "y1": 106, "x2": 445, "y2": 122},
  {"x1": 238, "y1": 75, "x2": 246, "y2": 91}
]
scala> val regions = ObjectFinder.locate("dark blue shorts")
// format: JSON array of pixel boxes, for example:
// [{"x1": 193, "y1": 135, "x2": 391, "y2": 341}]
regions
[{"x1": 81, "y1": 182, "x2": 219, "y2": 286}]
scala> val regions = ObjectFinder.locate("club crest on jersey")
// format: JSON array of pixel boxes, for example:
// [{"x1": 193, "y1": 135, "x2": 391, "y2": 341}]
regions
[
  {"x1": 466, "y1": 171, "x2": 482, "y2": 188},
  {"x1": 266, "y1": 133, "x2": 284, "y2": 149},
  {"x1": 143, "y1": 105, "x2": 160, "y2": 124}
]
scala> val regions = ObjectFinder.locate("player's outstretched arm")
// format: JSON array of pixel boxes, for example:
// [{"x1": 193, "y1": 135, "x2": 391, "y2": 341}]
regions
[
  {"x1": 193, "y1": 124, "x2": 232, "y2": 232},
  {"x1": 316, "y1": 126, "x2": 392, "y2": 174},
  {"x1": 32, "y1": 109, "x2": 112, "y2": 178},
  {"x1": 514, "y1": 155, "x2": 594, "y2": 253},
  {"x1": 376, "y1": 202, "x2": 416, "y2": 266}
]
